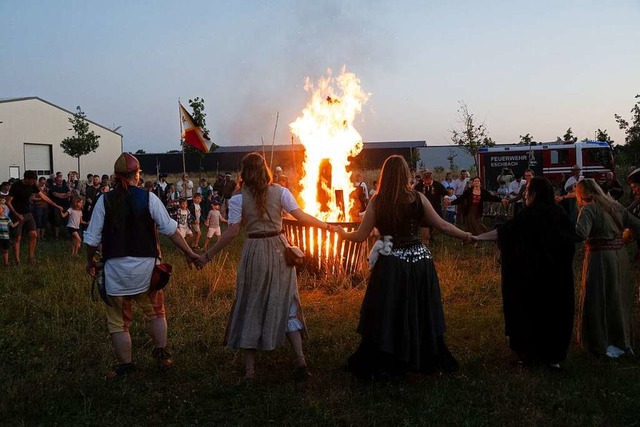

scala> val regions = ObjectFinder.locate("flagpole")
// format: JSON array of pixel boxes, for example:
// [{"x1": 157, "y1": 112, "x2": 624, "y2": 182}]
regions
[
  {"x1": 270, "y1": 111, "x2": 279, "y2": 169},
  {"x1": 290, "y1": 134, "x2": 296, "y2": 183},
  {"x1": 179, "y1": 99, "x2": 186, "y2": 177}
]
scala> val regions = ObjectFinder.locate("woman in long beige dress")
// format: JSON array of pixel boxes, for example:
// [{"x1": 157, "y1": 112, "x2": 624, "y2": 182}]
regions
[
  {"x1": 196, "y1": 153, "x2": 331, "y2": 380},
  {"x1": 575, "y1": 178, "x2": 640, "y2": 358}
]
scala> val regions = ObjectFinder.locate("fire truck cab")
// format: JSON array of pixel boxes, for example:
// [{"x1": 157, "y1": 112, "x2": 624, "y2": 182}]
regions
[{"x1": 477, "y1": 141, "x2": 614, "y2": 190}]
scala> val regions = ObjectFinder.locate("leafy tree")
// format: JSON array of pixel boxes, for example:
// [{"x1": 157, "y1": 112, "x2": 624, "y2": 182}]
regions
[
  {"x1": 450, "y1": 101, "x2": 494, "y2": 171},
  {"x1": 561, "y1": 127, "x2": 578, "y2": 143},
  {"x1": 446, "y1": 149, "x2": 459, "y2": 172},
  {"x1": 409, "y1": 147, "x2": 421, "y2": 170},
  {"x1": 60, "y1": 106, "x2": 100, "y2": 175},
  {"x1": 595, "y1": 129, "x2": 614, "y2": 146},
  {"x1": 135, "y1": 149, "x2": 146, "y2": 155},
  {"x1": 518, "y1": 133, "x2": 536, "y2": 146},
  {"x1": 614, "y1": 95, "x2": 640, "y2": 161},
  {"x1": 182, "y1": 97, "x2": 216, "y2": 172}
]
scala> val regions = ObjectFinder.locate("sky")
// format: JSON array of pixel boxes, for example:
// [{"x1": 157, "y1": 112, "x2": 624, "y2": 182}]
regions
[{"x1": 1, "y1": 0, "x2": 639, "y2": 153}]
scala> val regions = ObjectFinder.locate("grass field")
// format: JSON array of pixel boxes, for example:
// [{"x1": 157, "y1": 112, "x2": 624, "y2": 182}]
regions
[{"x1": 1, "y1": 231, "x2": 640, "y2": 426}]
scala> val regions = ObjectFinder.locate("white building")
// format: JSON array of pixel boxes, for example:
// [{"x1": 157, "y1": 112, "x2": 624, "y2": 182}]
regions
[
  {"x1": 0, "y1": 97, "x2": 122, "y2": 181},
  {"x1": 418, "y1": 145, "x2": 475, "y2": 171}
]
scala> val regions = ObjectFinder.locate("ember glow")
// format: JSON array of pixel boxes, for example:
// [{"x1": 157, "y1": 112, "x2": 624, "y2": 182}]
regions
[{"x1": 290, "y1": 67, "x2": 370, "y2": 222}]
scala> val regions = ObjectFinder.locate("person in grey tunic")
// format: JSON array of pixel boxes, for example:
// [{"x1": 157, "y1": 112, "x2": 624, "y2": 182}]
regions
[
  {"x1": 196, "y1": 152, "x2": 332, "y2": 380},
  {"x1": 575, "y1": 179, "x2": 640, "y2": 358}
]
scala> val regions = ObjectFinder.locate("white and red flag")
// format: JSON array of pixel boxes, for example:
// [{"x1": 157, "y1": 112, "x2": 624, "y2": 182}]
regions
[{"x1": 179, "y1": 103, "x2": 210, "y2": 152}]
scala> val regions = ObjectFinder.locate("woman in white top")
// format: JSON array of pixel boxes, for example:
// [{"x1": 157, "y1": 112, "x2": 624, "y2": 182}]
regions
[{"x1": 196, "y1": 153, "x2": 332, "y2": 381}]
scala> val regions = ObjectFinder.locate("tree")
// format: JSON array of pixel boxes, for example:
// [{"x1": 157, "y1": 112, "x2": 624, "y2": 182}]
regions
[
  {"x1": 446, "y1": 149, "x2": 459, "y2": 172},
  {"x1": 181, "y1": 97, "x2": 217, "y2": 172},
  {"x1": 450, "y1": 101, "x2": 494, "y2": 171},
  {"x1": 595, "y1": 129, "x2": 614, "y2": 146},
  {"x1": 60, "y1": 106, "x2": 101, "y2": 175},
  {"x1": 614, "y1": 95, "x2": 640, "y2": 162},
  {"x1": 518, "y1": 133, "x2": 536, "y2": 146},
  {"x1": 560, "y1": 127, "x2": 578, "y2": 143}
]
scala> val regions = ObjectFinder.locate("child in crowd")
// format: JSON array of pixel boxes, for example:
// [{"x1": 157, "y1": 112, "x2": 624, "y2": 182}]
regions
[
  {"x1": 443, "y1": 187, "x2": 457, "y2": 224},
  {"x1": 166, "y1": 183, "x2": 180, "y2": 209},
  {"x1": 369, "y1": 180, "x2": 378, "y2": 198},
  {"x1": 62, "y1": 196, "x2": 88, "y2": 256},
  {"x1": 175, "y1": 198, "x2": 194, "y2": 242},
  {"x1": 0, "y1": 202, "x2": 19, "y2": 266},
  {"x1": 204, "y1": 199, "x2": 227, "y2": 250},
  {"x1": 189, "y1": 193, "x2": 203, "y2": 249},
  {"x1": 497, "y1": 181, "x2": 509, "y2": 200}
]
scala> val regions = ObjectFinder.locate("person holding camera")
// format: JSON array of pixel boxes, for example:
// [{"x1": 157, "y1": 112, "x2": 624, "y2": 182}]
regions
[{"x1": 497, "y1": 168, "x2": 514, "y2": 188}]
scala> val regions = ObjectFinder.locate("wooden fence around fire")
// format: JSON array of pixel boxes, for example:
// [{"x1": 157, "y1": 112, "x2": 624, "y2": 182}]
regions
[{"x1": 282, "y1": 219, "x2": 365, "y2": 275}]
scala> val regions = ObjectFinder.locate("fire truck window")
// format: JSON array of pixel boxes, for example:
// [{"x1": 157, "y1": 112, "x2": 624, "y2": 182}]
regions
[
  {"x1": 585, "y1": 148, "x2": 611, "y2": 167},
  {"x1": 551, "y1": 150, "x2": 569, "y2": 165}
]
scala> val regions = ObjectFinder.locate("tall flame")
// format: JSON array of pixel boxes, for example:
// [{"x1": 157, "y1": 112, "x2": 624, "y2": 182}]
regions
[{"x1": 290, "y1": 67, "x2": 370, "y2": 222}]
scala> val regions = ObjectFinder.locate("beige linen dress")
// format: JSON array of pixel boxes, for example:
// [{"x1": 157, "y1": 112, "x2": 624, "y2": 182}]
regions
[{"x1": 224, "y1": 186, "x2": 306, "y2": 350}]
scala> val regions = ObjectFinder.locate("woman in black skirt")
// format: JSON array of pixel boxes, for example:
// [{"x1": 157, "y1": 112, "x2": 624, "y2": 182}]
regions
[{"x1": 336, "y1": 155, "x2": 473, "y2": 379}]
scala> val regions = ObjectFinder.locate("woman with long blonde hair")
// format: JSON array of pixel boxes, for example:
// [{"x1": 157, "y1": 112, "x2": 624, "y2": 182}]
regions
[
  {"x1": 196, "y1": 153, "x2": 331, "y2": 380},
  {"x1": 336, "y1": 155, "x2": 473, "y2": 379},
  {"x1": 575, "y1": 178, "x2": 640, "y2": 358}
]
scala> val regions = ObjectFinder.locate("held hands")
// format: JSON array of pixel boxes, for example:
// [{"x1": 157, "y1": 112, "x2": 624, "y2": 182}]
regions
[
  {"x1": 184, "y1": 250, "x2": 200, "y2": 269},
  {"x1": 194, "y1": 253, "x2": 210, "y2": 269},
  {"x1": 461, "y1": 232, "x2": 474, "y2": 245},
  {"x1": 333, "y1": 225, "x2": 347, "y2": 237}
]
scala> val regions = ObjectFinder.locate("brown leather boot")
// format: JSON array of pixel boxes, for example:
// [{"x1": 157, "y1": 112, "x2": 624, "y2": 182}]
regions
[{"x1": 152, "y1": 348, "x2": 174, "y2": 371}]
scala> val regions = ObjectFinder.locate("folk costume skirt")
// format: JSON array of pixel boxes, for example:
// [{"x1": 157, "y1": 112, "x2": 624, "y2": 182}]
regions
[
  {"x1": 347, "y1": 242, "x2": 458, "y2": 378},
  {"x1": 224, "y1": 236, "x2": 306, "y2": 351}
]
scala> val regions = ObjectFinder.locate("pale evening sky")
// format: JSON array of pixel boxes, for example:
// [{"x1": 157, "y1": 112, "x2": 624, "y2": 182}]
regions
[{"x1": 1, "y1": 0, "x2": 638, "y2": 153}]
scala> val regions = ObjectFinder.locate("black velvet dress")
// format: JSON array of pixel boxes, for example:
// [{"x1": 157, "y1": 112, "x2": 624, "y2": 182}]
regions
[
  {"x1": 497, "y1": 203, "x2": 577, "y2": 364},
  {"x1": 347, "y1": 194, "x2": 458, "y2": 379}
]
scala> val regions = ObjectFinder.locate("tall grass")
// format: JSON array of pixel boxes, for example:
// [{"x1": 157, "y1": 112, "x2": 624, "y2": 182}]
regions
[{"x1": 1, "y1": 233, "x2": 639, "y2": 425}]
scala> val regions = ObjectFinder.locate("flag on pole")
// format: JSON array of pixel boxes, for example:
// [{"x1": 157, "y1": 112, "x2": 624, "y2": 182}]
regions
[{"x1": 179, "y1": 103, "x2": 211, "y2": 152}]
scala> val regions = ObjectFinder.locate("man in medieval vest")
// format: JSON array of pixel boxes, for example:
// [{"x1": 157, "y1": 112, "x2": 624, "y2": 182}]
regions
[{"x1": 84, "y1": 153, "x2": 199, "y2": 379}]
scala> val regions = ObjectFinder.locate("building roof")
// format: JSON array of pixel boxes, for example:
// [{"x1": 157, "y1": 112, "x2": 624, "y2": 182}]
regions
[
  {"x1": 361, "y1": 140, "x2": 426, "y2": 149},
  {"x1": 0, "y1": 96, "x2": 123, "y2": 137},
  {"x1": 214, "y1": 140, "x2": 426, "y2": 153},
  {"x1": 215, "y1": 144, "x2": 304, "y2": 153}
]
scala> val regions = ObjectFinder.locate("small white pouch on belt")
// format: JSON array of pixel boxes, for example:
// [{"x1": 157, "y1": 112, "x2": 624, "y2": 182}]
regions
[{"x1": 369, "y1": 235, "x2": 393, "y2": 270}]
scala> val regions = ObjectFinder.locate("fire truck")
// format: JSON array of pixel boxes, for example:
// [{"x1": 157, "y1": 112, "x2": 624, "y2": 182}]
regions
[{"x1": 476, "y1": 141, "x2": 615, "y2": 190}]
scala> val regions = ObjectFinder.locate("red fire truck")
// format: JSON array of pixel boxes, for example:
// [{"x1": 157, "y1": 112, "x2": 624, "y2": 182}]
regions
[{"x1": 476, "y1": 141, "x2": 615, "y2": 190}]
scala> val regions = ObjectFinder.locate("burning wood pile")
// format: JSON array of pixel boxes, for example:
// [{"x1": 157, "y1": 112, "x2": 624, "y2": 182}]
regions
[{"x1": 286, "y1": 67, "x2": 370, "y2": 275}]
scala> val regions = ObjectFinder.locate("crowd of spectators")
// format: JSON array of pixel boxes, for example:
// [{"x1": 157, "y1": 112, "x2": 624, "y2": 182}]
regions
[{"x1": 0, "y1": 169, "x2": 241, "y2": 265}]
